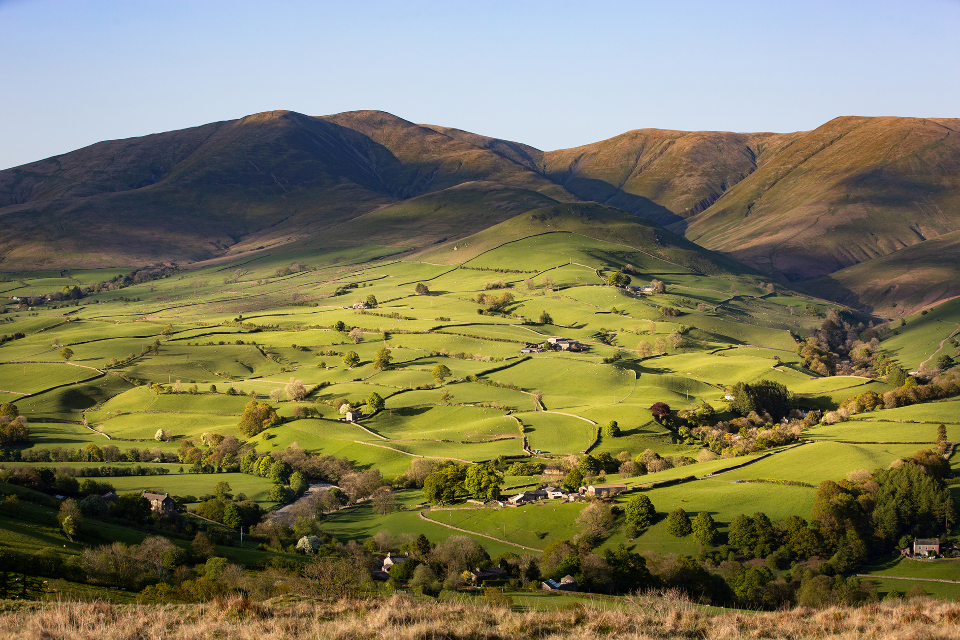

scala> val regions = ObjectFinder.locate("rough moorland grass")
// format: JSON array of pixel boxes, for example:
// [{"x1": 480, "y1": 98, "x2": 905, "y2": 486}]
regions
[{"x1": 7, "y1": 591, "x2": 958, "y2": 639}]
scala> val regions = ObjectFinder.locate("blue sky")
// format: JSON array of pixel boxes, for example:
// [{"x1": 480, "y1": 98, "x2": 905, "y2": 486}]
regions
[{"x1": 1, "y1": 0, "x2": 958, "y2": 169}]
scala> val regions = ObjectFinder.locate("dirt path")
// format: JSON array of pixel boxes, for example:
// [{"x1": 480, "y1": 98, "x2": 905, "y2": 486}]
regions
[
  {"x1": 418, "y1": 510, "x2": 541, "y2": 552},
  {"x1": 918, "y1": 321, "x2": 960, "y2": 372},
  {"x1": 270, "y1": 483, "x2": 337, "y2": 523}
]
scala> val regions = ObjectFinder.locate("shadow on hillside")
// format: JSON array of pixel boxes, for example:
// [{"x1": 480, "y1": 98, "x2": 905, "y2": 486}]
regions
[{"x1": 544, "y1": 174, "x2": 684, "y2": 228}]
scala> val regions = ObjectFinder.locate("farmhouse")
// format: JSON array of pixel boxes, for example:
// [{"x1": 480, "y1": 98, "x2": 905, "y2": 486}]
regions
[
  {"x1": 548, "y1": 337, "x2": 584, "y2": 352},
  {"x1": 352, "y1": 301, "x2": 369, "y2": 310},
  {"x1": 507, "y1": 490, "x2": 547, "y2": 504},
  {"x1": 585, "y1": 484, "x2": 626, "y2": 498},
  {"x1": 382, "y1": 553, "x2": 408, "y2": 571},
  {"x1": 541, "y1": 486, "x2": 567, "y2": 499},
  {"x1": 468, "y1": 566, "x2": 508, "y2": 584},
  {"x1": 142, "y1": 491, "x2": 175, "y2": 514},
  {"x1": 520, "y1": 345, "x2": 541, "y2": 354},
  {"x1": 344, "y1": 411, "x2": 359, "y2": 422},
  {"x1": 542, "y1": 575, "x2": 578, "y2": 591},
  {"x1": 913, "y1": 538, "x2": 940, "y2": 557}
]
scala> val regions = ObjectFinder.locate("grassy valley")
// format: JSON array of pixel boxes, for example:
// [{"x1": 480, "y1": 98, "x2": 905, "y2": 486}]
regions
[{"x1": 0, "y1": 201, "x2": 958, "y2": 614}]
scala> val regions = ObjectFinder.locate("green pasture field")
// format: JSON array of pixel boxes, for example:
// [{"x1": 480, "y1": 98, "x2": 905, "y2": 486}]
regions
[
  {"x1": 858, "y1": 557, "x2": 960, "y2": 599},
  {"x1": 518, "y1": 412, "x2": 597, "y2": 454},
  {"x1": 362, "y1": 405, "x2": 519, "y2": 443},
  {"x1": 94, "y1": 412, "x2": 240, "y2": 441},
  {"x1": 386, "y1": 438, "x2": 522, "y2": 462},
  {"x1": 867, "y1": 577, "x2": 960, "y2": 600},
  {"x1": 619, "y1": 480, "x2": 818, "y2": 556},
  {"x1": 17, "y1": 421, "x2": 114, "y2": 451},
  {"x1": 106, "y1": 472, "x2": 277, "y2": 504},
  {"x1": 320, "y1": 498, "x2": 526, "y2": 557},
  {"x1": 14, "y1": 375, "x2": 136, "y2": 420},
  {"x1": 0, "y1": 362, "x2": 101, "y2": 395},
  {"x1": 6, "y1": 220, "x2": 948, "y2": 581},
  {"x1": 717, "y1": 442, "x2": 924, "y2": 484},
  {"x1": 805, "y1": 420, "x2": 955, "y2": 442},
  {"x1": 854, "y1": 399, "x2": 960, "y2": 424},
  {"x1": 482, "y1": 357, "x2": 636, "y2": 410},
  {"x1": 881, "y1": 299, "x2": 960, "y2": 371},
  {"x1": 425, "y1": 502, "x2": 584, "y2": 550},
  {"x1": 248, "y1": 419, "x2": 415, "y2": 479},
  {"x1": 387, "y1": 382, "x2": 535, "y2": 411}
]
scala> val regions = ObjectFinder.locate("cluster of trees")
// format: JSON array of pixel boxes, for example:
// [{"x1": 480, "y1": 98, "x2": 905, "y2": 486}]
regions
[
  {"x1": 422, "y1": 461, "x2": 504, "y2": 504},
  {"x1": 89, "y1": 265, "x2": 178, "y2": 294},
  {"x1": 0, "y1": 402, "x2": 29, "y2": 446},
  {"x1": 194, "y1": 482, "x2": 265, "y2": 529},
  {"x1": 237, "y1": 401, "x2": 282, "y2": 437},
  {"x1": 636, "y1": 331, "x2": 685, "y2": 358},
  {"x1": 474, "y1": 291, "x2": 515, "y2": 314},
  {"x1": 796, "y1": 310, "x2": 888, "y2": 377},
  {"x1": 836, "y1": 375, "x2": 960, "y2": 416},
  {"x1": 727, "y1": 380, "x2": 794, "y2": 422},
  {"x1": 691, "y1": 416, "x2": 805, "y2": 457}
]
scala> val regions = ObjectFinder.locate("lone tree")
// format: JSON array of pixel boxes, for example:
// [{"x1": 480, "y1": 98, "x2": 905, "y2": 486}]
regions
[
  {"x1": 538, "y1": 310, "x2": 553, "y2": 324},
  {"x1": 342, "y1": 351, "x2": 361, "y2": 369},
  {"x1": 285, "y1": 377, "x2": 306, "y2": 401},
  {"x1": 624, "y1": 494, "x2": 656, "y2": 532},
  {"x1": 650, "y1": 402, "x2": 671, "y2": 423},
  {"x1": 365, "y1": 294, "x2": 377, "y2": 308},
  {"x1": 936, "y1": 354, "x2": 954, "y2": 372},
  {"x1": 415, "y1": 283, "x2": 430, "y2": 295},
  {"x1": 367, "y1": 392, "x2": 385, "y2": 413},
  {"x1": 607, "y1": 271, "x2": 631, "y2": 288},
  {"x1": 432, "y1": 363, "x2": 452, "y2": 385},
  {"x1": 59, "y1": 347, "x2": 74, "y2": 361},
  {"x1": 604, "y1": 420, "x2": 621, "y2": 437},
  {"x1": 692, "y1": 511, "x2": 719, "y2": 548},
  {"x1": 348, "y1": 327, "x2": 363, "y2": 344},
  {"x1": 666, "y1": 508, "x2": 692, "y2": 538},
  {"x1": 373, "y1": 347, "x2": 392, "y2": 371}
]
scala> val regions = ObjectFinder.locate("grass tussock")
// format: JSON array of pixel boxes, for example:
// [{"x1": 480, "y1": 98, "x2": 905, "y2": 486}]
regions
[{"x1": 2, "y1": 593, "x2": 960, "y2": 639}]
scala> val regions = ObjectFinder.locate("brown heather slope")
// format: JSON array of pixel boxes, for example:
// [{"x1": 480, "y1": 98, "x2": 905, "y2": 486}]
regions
[
  {"x1": 539, "y1": 128, "x2": 803, "y2": 227},
  {"x1": 683, "y1": 116, "x2": 960, "y2": 281},
  {"x1": 801, "y1": 228, "x2": 960, "y2": 314},
  {"x1": 0, "y1": 110, "x2": 572, "y2": 270}
]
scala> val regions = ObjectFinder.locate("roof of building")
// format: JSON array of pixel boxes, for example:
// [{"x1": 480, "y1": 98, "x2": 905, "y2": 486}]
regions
[
  {"x1": 142, "y1": 492, "x2": 171, "y2": 501},
  {"x1": 589, "y1": 484, "x2": 627, "y2": 490},
  {"x1": 915, "y1": 538, "x2": 940, "y2": 545}
]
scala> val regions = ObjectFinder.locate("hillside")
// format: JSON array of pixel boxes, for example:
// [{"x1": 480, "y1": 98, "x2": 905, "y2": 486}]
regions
[
  {"x1": 2, "y1": 111, "x2": 959, "y2": 313},
  {"x1": 802, "y1": 228, "x2": 960, "y2": 314},
  {"x1": 0, "y1": 110, "x2": 571, "y2": 270},
  {"x1": 539, "y1": 128, "x2": 801, "y2": 227},
  {"x1": 683, "y1": 116, "x2": 960, "y2": 281}
]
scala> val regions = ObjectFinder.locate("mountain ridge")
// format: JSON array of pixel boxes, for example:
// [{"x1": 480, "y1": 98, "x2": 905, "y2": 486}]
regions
[{"x1": 0, "y1": 109, "x2": 957, "y2": 314}]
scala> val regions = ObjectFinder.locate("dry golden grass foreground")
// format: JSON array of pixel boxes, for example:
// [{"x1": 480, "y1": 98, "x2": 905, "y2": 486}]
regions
[{"x1": 2, "y1": 593, "x2": 960, "y2": 640}]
